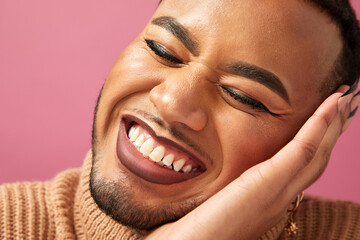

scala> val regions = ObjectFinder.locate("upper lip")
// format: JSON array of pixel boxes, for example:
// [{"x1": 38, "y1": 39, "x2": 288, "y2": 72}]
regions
[{"x1": 122, "y1": 114, "x2": 207, "y2": 171}]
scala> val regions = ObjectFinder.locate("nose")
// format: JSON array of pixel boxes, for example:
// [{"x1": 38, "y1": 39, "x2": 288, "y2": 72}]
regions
[{"x1": 149, "y1": 68, "x2": 209, "y2": 131}]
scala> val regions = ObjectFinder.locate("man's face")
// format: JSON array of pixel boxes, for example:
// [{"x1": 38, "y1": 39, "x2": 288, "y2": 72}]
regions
[{"x1": 90, "y1": 0, "x2": 341, "y2": 229}]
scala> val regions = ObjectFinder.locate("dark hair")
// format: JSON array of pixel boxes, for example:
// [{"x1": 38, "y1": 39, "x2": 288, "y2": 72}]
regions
[{"x1": 306, "y1": 0, "x2": 360, "y2": 97}]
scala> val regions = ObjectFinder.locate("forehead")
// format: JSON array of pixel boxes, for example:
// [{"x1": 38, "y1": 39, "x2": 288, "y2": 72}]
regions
[{"x1": 153, "y1": 0, "x2": 342, "y2": 102}]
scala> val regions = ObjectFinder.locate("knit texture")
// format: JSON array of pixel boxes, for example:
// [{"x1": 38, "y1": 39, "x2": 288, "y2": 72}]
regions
[{"x1": 1, "y1": 152, "x2": 360, "y2": 239}]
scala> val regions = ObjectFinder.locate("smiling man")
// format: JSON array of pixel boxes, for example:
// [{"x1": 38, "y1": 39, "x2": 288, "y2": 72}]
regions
[{"x1": 1, "y1": 0, "x2": 360, "y2": 239}]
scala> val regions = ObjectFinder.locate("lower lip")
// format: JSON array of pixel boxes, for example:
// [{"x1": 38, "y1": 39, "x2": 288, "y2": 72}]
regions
[{"x1": 116, "y1": 118, "x2": 201, "y2": 185}]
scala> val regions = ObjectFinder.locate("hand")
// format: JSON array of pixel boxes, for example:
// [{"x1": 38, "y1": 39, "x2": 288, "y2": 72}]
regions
[{"x1": 145, "y1": 85, "x2": 360, "y2": 240}]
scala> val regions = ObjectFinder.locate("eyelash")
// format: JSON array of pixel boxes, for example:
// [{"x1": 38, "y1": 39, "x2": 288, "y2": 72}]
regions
[
  {"x1": 221, "y1": 86, "x2": 277, "y2": 115},
  {"x1": 145, "y1": 39, "x2": 183, "y2": 64}
]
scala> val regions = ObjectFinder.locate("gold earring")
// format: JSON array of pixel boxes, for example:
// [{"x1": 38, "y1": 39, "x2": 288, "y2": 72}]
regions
[{"x1": 285, "y1": 192, "x2": 304, "y2": 236}]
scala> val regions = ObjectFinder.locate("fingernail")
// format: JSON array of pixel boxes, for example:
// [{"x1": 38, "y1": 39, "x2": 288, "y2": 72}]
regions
[
  {"x1": 341, "y1": 80, "x2": 358, "y2": 97},
  {"x1": 348, "y1": 106, "x2": 358, "y2": 119},
  {"x1": 355, "y1": 90, "x2": 360, "y2": 97}
]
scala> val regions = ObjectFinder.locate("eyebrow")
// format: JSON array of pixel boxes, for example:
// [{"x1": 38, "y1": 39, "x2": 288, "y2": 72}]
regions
[
  {"x1": 221, "y1": 61, "x2": 290, "y2": 103},
  {"x1": 151, "y1": 16, "x2": 200, "y2": 56}
]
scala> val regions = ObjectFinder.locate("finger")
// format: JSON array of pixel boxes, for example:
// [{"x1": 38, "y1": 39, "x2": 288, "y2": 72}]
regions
[
  {"x1": 291, "y1": 106, "x2": 343, "y2": 190},
  {"x1": 268, "y1": 91, "x2": 342, "y2": 192},
  {"x1": 290, "y1": 91, "x2": 355, "y2": 191}
]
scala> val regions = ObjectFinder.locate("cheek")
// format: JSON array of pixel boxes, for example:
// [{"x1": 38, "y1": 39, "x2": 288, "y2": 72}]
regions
[
  {"x1": 105, "y1": 45, "x2": 161, "y2": 99},
  {"x1": 216, "y1": 114, "x2": 295, "y2": 182}
]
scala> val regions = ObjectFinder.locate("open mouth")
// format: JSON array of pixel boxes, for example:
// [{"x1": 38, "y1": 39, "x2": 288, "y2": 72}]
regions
[{"x1": 116, "y1": 115, "x2": 206, "y2": 185}]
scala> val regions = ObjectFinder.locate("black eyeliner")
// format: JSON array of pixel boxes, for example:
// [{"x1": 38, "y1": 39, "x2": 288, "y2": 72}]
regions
[
  {"x1": 145, "y1": 39, "x2": 183, "y2": 64},
  {"x1": 221, "y1": 86, "x2": 278, "y2": 116}
]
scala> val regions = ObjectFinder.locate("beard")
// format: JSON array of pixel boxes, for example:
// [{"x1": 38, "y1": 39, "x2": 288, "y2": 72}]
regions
[
  {"x1": 89, "y1": 88, "x2": 203, "y2": 230},
  {"x1": 89, "y1": 156, "x2": 201, "y2": 230}
]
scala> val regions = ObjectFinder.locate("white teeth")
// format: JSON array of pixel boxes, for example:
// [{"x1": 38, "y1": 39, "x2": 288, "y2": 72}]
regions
[
  {"x1": 149, "y1": 146, "x2": 165, "y2": 162},
  {"x1": 128, "y1": 126, "x2": 136, "y2": 139},
  {"x1": 133, "y1": 134, "x2": 145, "y2": 149},
  {"x1": 129, "y1": 128, "x2": 140, "y2": 142},
  {"x1": 128, "y1": 128, "x2": 196, "y2": 173},
  {"x1": 173, "y1": 158, "x2": 186, "y2": 172},
  {"x1": 162, "y1": 154, "x2": 174, "y2": 166},
  {"x1": 140, "y1": 138, "x2": 154, "y2": 158},
  {"x1": 181, "y1": 165, "x2": 192, "y2": 173}
]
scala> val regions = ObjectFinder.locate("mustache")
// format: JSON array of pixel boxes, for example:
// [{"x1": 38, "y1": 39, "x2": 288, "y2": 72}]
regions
[{"x1": 131, "y1": 108, "x2": 214, "y2": 166}]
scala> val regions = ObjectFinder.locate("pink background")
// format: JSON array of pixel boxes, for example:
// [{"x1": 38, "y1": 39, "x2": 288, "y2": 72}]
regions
[{"x1": 0, "y1": 0, "x2": 359, "y2": 202}]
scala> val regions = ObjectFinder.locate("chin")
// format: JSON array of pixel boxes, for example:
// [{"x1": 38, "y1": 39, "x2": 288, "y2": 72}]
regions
[{"x1": 89, "y1": 151, "x2": 204, "y2": 230}]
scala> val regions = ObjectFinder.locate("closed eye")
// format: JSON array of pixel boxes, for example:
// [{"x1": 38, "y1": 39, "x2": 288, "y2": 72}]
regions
[
  {"x1": 221, "y1": 86, "x2": 278, "y2": 116},
  {"x1": 145, "y1": 39, "x2": 183, "y2": 64}
]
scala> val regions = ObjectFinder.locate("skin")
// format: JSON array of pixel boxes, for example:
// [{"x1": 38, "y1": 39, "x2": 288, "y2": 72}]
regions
[{"x1": 90, "y1": 0, "x2": 359, "y2": 237}]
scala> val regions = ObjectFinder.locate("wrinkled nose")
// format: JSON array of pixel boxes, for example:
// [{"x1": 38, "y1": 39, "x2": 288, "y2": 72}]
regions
[{"x1": 149, "y1": 70, "x2": 208, "y2": 131}]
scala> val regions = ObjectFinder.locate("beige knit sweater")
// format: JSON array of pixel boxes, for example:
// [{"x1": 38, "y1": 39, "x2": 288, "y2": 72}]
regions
[{"x1": 1, "y1": 152, "x2": 360, "y2": 240}]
